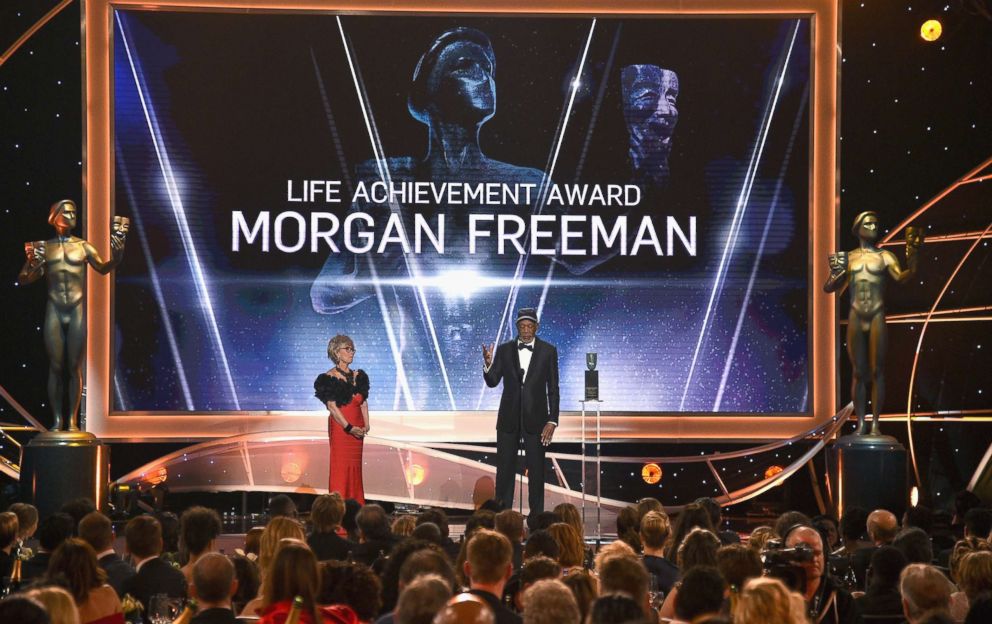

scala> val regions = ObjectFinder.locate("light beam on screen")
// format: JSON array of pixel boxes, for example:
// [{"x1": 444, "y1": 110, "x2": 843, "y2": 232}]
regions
[
  {"x1": 116, "y1": 147, "x2": 195, "y2": 410},
  {"x1": 113, "y1": 371, "x2": 127, "y2": 412},
  {"x1": 678, "y1": 20, "x2": 801, "y2": 411},
  {"x1": 336, "y1": 16, "x2": 446, "y2": 409},
  {"x1": 492, "y1": 19, "x2": 598, "y2": 347},
  {"x1": 713, "y1": 83, "x2": 808, "y2": 412},
  {"x1": 115, "y1": 11, "x2": 240, "y2": 408},
  {"x1": 479, "y1": 19, "x2": 597, "y2": 409},
  {"x1": 309, "y1": 48, "x2": 355, "y2": 198}
]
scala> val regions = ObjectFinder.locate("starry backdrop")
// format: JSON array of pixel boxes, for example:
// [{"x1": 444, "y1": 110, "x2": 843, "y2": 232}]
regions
[{"x1": 1, "y1": 1, "x2": 990, "y2": 504}]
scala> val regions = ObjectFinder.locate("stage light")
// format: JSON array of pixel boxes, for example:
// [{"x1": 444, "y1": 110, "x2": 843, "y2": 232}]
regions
[
  {"x1": 910, "y1": 486, "x2": 920, "y2": 507},
  {"x1": 405, "y1": 463, "x2": 426, "y2": 486},
  {"x1": 140, "y1": 467, "x2": 168, "y2": 486},
  {"x1": 281, "y1": 462, "x2": 302, "y2": 484},
  {"x1": 920, "y1": 19, "x2": 942, "y2": 42},
  {"x1": 764, "y1": 465, "x2": 784, "y2": 480},
  {"x1": 642, "y1": 463, "x2": 663, "y2": 484}
]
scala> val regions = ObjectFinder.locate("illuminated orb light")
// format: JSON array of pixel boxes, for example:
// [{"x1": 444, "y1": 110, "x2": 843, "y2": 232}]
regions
[
  {"x1": 910, "y1": 486, "x2": 920, "y2": 507},
  {"x1": 764, "y1": 465, "x2": 784, "y2": 480},
  {"x1": 405, "y1": 464, "x2": 426, "y2": 486},
  {"x1": 920, "y1": 19, "x2": 942, "y2": 42},
  {"x1": 281, "y1": 462, "x2": 302, "y2": 484},
  {"x1": 642, "y1": 463, "x2": 663, "y2": 485},
  {"x1": 141, "y1": 467, "x2": 168, "y2": 486}
]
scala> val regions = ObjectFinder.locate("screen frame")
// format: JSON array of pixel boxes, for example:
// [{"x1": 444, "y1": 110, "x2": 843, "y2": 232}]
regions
[{"x1": 84, "y1": 0, "x2": 839, "y2": 441}]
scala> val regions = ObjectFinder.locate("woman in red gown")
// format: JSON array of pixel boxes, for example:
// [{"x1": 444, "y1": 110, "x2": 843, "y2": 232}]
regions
[{"x1": 314, "y1": 334, "x2": 370, "y2": 504}]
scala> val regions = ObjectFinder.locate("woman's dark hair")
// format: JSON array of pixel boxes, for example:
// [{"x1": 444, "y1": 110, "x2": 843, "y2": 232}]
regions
[
  {"x1": 377, "y1": 539, "x2": 443, "y2": 614},
  {"x1": 666, "y1": 503, "x2": 716, "y2": 560},
  {"x1": 317, "y1": 560, "x2": 383, "y2": 621},
  {"x1": 587, "y1": 593, "x2": 649, "y2": 624},
  {"x1": 229, "y1": 553, "x2": 261, "y2": 614}
]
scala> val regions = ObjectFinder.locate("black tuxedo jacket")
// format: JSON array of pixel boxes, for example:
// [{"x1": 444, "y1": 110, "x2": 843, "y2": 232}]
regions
[
  {"x1": 484, "y1": 337, "x2": 559, "y2": 434},
  {"x1": 98, "y1": 552, "x2": 135, "y2": 597}
]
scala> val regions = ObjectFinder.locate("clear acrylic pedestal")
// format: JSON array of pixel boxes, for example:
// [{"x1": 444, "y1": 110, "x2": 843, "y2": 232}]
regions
[{"x1": 580, "y1": 399, "x2": 602, "y2": 540}]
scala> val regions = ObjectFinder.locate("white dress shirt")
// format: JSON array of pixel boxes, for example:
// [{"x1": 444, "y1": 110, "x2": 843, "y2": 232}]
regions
[{"x1": 517, "y1": 339, "x2": 535, "y2": 382}]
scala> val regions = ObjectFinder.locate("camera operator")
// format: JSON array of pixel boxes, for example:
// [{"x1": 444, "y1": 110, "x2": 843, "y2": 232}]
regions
[{"x1": 784, "y1": 526, "x2": 863, "y2": 624}]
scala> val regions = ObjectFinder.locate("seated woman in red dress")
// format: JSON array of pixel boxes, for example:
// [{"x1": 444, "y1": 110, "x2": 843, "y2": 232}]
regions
[{"x1": 315, "y1": 334, "x2": 370, "y2": 504}]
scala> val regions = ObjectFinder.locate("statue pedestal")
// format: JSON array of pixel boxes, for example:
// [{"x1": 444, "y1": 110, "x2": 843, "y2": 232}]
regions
[
  {"x1": 826, "y1": 433, "x2": 907, "y2": 519},
  {"x1": 20, "y1": 432, "x2": 110, "y2": 518}
]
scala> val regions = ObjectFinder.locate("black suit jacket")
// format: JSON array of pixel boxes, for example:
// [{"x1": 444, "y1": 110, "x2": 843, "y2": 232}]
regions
[
  {"x1": 121, "y1": 557, "x2": 187, "y2": 623},
  {"x1": 191, "y1": 607, "x2": 237, "y2": 624},
  {"x1": 484, "y1": 338, "x2": 559, "y2": 434},
  {"x1": 98, "y1": 552, "x2": 135, "y2": 597}
]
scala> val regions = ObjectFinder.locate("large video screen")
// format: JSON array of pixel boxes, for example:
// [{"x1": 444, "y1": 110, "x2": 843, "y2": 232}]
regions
[{"x1": 111, "y1": 10, "x2": 811, "y2": 414}]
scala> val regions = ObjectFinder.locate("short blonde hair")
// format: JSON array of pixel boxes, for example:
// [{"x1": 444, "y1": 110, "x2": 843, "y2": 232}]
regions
[
  {"x1": 958, "y1": 551, "x2": 992, "y2": 600},
  {"x1": 392, "y1": 514, "x2": 416, "y2": 537},
  {"x1": 639, "y1": 511, "x2": 671, "y2": 550},
  {"x1": 310, "y1": 493, "x2": 345, "y2": 533},
  {"x1": 327, "y1": 334, "x2": 355, "y2": 364},
  {"x1": 747, "y1": 526, "x2": 775, "y2": 552},
  {"x1": 593, "y1": 540, "x2": 636, "y2": 575},
  {"x1": 26, "y1": 586, "x2": 80, "y2": 624},
  {"x1": 734, "y1": 577, "x2": 807, "y2": 624}
]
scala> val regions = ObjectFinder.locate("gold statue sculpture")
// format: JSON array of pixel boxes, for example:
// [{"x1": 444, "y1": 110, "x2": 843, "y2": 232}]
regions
[
  {"x1": 824, "y1": 212, "x2": 922, "y2": 436},
  {"x1": 18, "y1": 200, "x2": 127, "y2": 432}
]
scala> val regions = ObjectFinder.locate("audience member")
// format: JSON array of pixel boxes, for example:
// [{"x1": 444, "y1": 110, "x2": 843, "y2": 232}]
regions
[
  {"x1": 308, "y1": 493, "x2": 355, "y2": 562},
  {"x1": 903, "y1": 505, "x2": 934, "y2": 536},
  {"x1": 510, "y1": 556, "x2": 560, "y2": 612},
  {"x1": 520, "y1": 579, "x2": 579, "y2": 624},
  {"x1": 639, "y1": 510, "x2": 678, "y2": 595},
  {"x1": 951, "y1": 550, "x2": 992, "y2": 620},
  {"x1": 190, "y1": 553, "x2": 238, "y2": 624},
  {"x1": 785, "y1": 525, "x2": 860, "y2": 624},
  {"x1": 900, "y1": 563, "x2": 953, "y2": 624},
  {"x1": 673, "y1": 566, "x2": 725, "y2": 623},
  {"x1": 25, "y1": 586, "x2": 80, "y2": 624},
  {"x1": 391, "y1": 515, "x2": 416, "y2": 538},
  {"x1": 46, "y1": 538, "x2": 123, "y2": 624},
  {"x1": 521, "y1": 530, "x2": 558, "y2": 562},
  {"x1": 676, "y1": 527, "x2": 720, "y2": 571},
  {"x1": 23, "y1": 513, "x2": 75, "y2": 583},
  {"x1": 228, "y1": 553, "x2": 260, "y2": 615},
  {"x1": 586, "y1": 594, "x2": 648, "y2": 624},
  {"x1": 244, "y1": 526, "x2": 264, "y2": 558},
  {"x1": 463, "y1": 529, "x2": 520, "y2": 624},
  {"x1": 10, "y1": 502, "x2": 39, "y2": 543},
  {"x1": 854, "y1": 545, "x2": 907, "y2": 617},
  {"x1": 317, "y1": 560, "x2": 382, "y2": 622},
  {"x1": 434, "y1": 593, "x2": 495, "y2": 624},
  {"x1": 546, "y1": 523, "x2": 584, "y2": 574},
  {"x1": 593, "y1": 540, "x2": 636, "y2": 576},
  {"x1": 526, "y1": 512, "x2": 559, "y2": 533},
  {"x1": 745, "y1": 526, "x2": 774, "y2": 552},
  {"x1": 0, "y1": 511, "x2": 18, "y2": 583},
  {"x1": 155, "y1": 511, "x2": 181, "y2": 560},
  {"x1": 695, "y1": 498, "x2": 740, "y2": 545},
  {"x1": 495, "y1": 510, "x2": 525, "y2": 570},
  {"x1": 837, "y1": 507, "x2": 870, "y2": 557},
  {"x1": 560, "y1": 570, "x2": 597, "y2": 622},
  {"x1": 952, "y1": 491, "x2": 982, "y2": 537},
  {"x1": 635, "y1": 497, "x2": 664, "y2": 522},
  {"x1": 598, "y1": 553, "x2": 650, "y2": 618},
  {"x1": 268, "y1": 494, "x2": 298, "y2": 520},
  {"x1": 665, "y1": 503, "x2": 715, "y2": 560},
  {"x1": 343, "y1": 498, "x2": 362, "y2": 543},
  {"x1": 180, "y1": 506, "x2": 223, "y2": 583},
  {"x1": 551, "y1": 504, "x2": 583, "y2": 546},
  {"x1": 77, "y1": 511, "x2": 135, "y2": 598},
  {"x1": 258, "y1": 517, "x2": 307, "y2": 580},
  {"x1": 965, "y1": 593, "x2": 992, "y2": 624},
  {"x1": 733, "y1": 576, "x2": 807, "y2": 624},
  {"x1": 415, "y1": 509, "x2": 458, "y2": 560},
  {"x1": 410, "y1": 522, "x2": 442, "y2": 546},
  {"x1": 715, "y1": 543, "x2": 762, "y2": 614},
  {"x1": 354, "y1": 505, "x2": 399, "y2": 570},
  {"x1": 773, "y1": 511, "x2": 813, "y2": 541},
  {"x1": 0, "y1": 595, "x2": 51, "y2": 624},
  {"x1": 256, "y1": 539, "x2": 338, "y2": 624},
  {"x1": 393, "y1": 574, "x2": 451, "y2": 624},
  {"x1": 813, "y1": 514, "x2": 841, "y2": 551},
  {"x1": 963, "y1": 507, "x2": 992, "y2": 540},
  {"x1": 894, "y1": 526, "x2": 934, "y2": 565},
  {"x1": 616, "y1": 506, "x2": 642, "y2": 553},
  {"x1": 377, "y1": 539, "x2": 443, "y2": 616},
  {"x1": 121, "y1": 515, "x2": 187, "y2": 622},
  {"x1": 852, "y1": 508, "x2": 899, "y2": 589},
  {"x1": 60, "y1": 499, "x2": 97, "y2": 529},
  {"x1": 374, "y1": 547, "x2": 457, "y2": 623}
]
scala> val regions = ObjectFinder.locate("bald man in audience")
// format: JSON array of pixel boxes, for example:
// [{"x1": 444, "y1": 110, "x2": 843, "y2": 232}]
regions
[
  {"x1": 900, "y1": 563, "x2": 953, "y2": 624},
  {"x1": 786, "y1": 526, "x2": 861, "y2": 624},
  {"x1": 853, "y1": 509, "x2": 900, "y2": 589},
  {"x1": 434, "y1": 593, "x2": 496, "y2": 624},
  {"x1": 190, "y1": 553, "x2": 238, "y2": 624}
]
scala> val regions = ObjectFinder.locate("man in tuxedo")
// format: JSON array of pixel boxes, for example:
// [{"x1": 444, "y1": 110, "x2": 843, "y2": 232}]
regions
[
  {"x1": 482, "y1": 307, "x2": 559, "y2": 516},
  {"x1": 121, "y1": 515, "x2": 187, "y2": 623},
  {"x1": 78, "y1": 511, "x2": 134, "y2": 596},
  {"x1": 190, "y1": 553, "x2": 238, "y2": 624}
]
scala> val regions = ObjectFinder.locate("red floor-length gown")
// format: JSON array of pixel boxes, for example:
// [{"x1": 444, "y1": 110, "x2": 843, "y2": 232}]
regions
[{"x1": 315, "y1": 370, "x2": 369, "y2": 504}]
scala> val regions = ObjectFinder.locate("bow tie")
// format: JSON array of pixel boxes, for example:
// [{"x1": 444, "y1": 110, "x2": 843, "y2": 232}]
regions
[{"x1": 518, "y1": 342, "x2": 534, "y2": 351}]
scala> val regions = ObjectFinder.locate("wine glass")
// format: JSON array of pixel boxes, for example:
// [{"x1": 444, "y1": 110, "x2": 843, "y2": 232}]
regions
[
  {"x1": 648, "y1": 574, "x2": 665, "y2": 611},
  {"x1": 149, "y1": 594, "x2": 183, "y2": 624}
]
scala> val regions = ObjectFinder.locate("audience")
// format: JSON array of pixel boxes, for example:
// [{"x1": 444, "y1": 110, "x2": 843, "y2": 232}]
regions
[
  {"x1": 745, "y1": 526, "x2": 775, "y2": 552},
  {"x1": 0, "y1": 595, "x2": 51, "y2": 624},
  {"x1": 733, "y1": 576, "x2": 807, "y2": 624},
  {"x1": 229, "y1": 553, "x2": 261, "y2": 615},
  {"x1": 520, "y1": 579, "x2": 580, "y2": 624},
  {"x1": 511, "y1": 556, "x2": 560, "y2": 612},
  {"x1": 546, "y1": 523, "x2": 584, "y2": 574},
  {"x1": 900, "y1": 563, "x2": 954, "y2": 624},
  {"x1": 586, "y1": 593, "x2": 648, "y2": 624},
  {"x1": 46, "y1": 538, "x2": 123, "y2": 624},
  {"x1": 854, "y1": 545, "x2": 907, "y2": 617},
  {"x1": 495, "y1": 510, "x2": 525, "y2": 570},
  {"x1": 784, "y1": 524, "x2": 860, "y2": 623},
  {"x1": 390, "y1": 515, "x2": 416, "y2": 538},
  {"x1": 463, "y1": 529, "x2": 520, "y2": 624},
  {"x1": 25, "y1": 586, "x2": 79, "y2": 624},
  {"x1": 560, "y1": 570, "x2": 597, "y2": 622},
  {"x1": 10, "y1": 503, "x2": 39, "y2": 544},
  {"x1": 120, "y1": 515, "x2": 187, "y2": 623},
  {"x1": 0, "y1": 511, "x2": 18, "y2": 583},
  {"x1": 23, "y1": 512, "x2": 75, "y2": 583},
  {"x1": 256, "y1": 539, "x2": 335, "y2": 624},
  {"x1": 354, "y1": 505, "x2": 398, "y2": 570},
  {"x1": 179, "y1": 506, "x2": 223, "y2": 583},
  {"x1": 77, "y1": 511, "x2": 134, "y2": 597},
  {"x1": 392, "y1": 574, "x2": 451, "y2": 624},
  {"x1": 434, "y1": 593, "x2": 494, "y2": 624},
  {"x1": 317, "y1": 560, "x2": 382, "y2": 622},
  {"x1": 715, "y1": 543, "x2": 762, "y2": 613},
  {"x1": 893, "y1": 526, "x2": 935, "y2": 565},
  {"x1": 598, "y1": 552, "x2": 651, "y2": 618},
  {"x1": 673, "y1": 566, "x2": 725, "y2": 623},
  {"x1": 666, "y1": 503, "x2": 716, "y2": 561},
  {"x1": 189, "y1": 553, "x2": 238, "y2": 624},
  {"x1": 951, "y1": 550, "x2": 992, "y2": 620},
  {"x1": 268, "y1": 494, "x2": 299, "y2": 520},
  {"x1": 308, "y1": 493, "x2": 356, "y2": 562},
  {"x1": 695, "y1": 497, "x2": 740, "y2": 545},
  {"x1": 639, "y1": 510, "x2": 679, "y2": 595}
]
